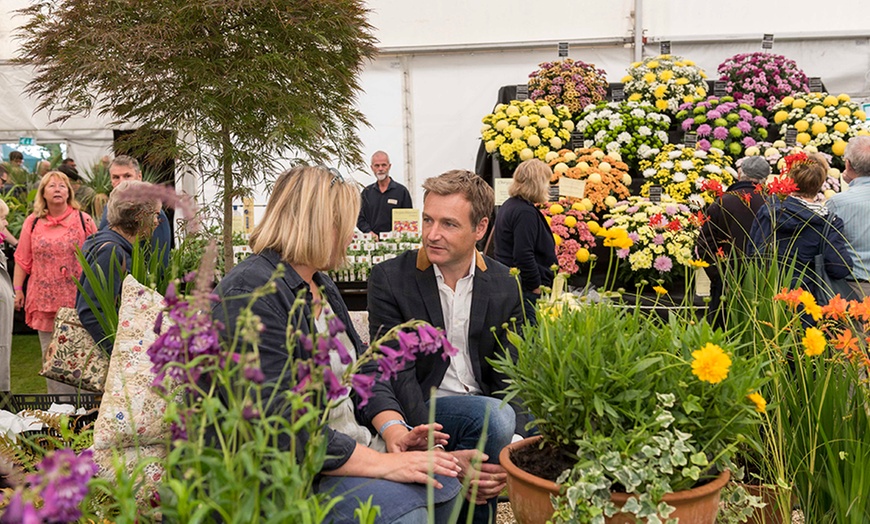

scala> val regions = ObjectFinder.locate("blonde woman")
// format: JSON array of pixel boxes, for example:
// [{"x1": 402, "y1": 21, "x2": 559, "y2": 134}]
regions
[
  {"x1": 492, "y1": 159, "x2": 557, "y2": 321},
  {"x1": 214, "y1": 166, "x2": 460, "y2": 523},
  {"x1": 13, "y1": 171, "x2": 97, "y2": 394}
]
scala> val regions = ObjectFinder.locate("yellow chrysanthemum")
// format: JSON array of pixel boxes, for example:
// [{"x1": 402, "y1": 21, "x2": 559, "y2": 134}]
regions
[
  {"x1": 548, "y1": 203, "x2": 565, "y2": 215},
  {"x1": 691, "y1": 343, "x2": 732, "y2": 384},
  {"x1": 811, "y1": 106, "x2": 827, "y2": 118},
  {"x1": 676, "y1": 77, "x2": 689, "y2": 85},
  {"x1": 575, "y1": 247, "x2": 590, "y2": 263},
  {"x1": 655, "y1": 99, "x2": 669, "y2": 111},
  {"x1": 564, "y1": 215, "x2": 577, "y2": 228},
  {"x1": 647, "y1": 60, "x2": 660, "y2": 69},
  {"x1": 855, "y1": 110, "x2": 867, "y2": 120},
  {"x1": 654, "y1": 85, "x2": 668, "y2": 99},
  {"x1": 781, "y1": 96, "x2": 795, "y2": 107},
  {"x1": 794, "y1": 120, "x2": 809, "y2": 132},
  {"x1": 747, "y1": 392, "x2": 767, "y2": 413},
  {"x1": 653, "y1": 285, "x2": 668, "y2": 295},
  {"x1": 553, "y1": 234, "x2": 562, "y2": 246},
  {"x1": 838, "y1": 107, "x2": 852, "y2": 117},
  {"x1": 644, "y1": 72, "x2": 656, "y2": 83},
  {"x1": 796, "y1": 132, "x2": 811, "y2": 145},
  {"x1": 774, "y1": 111, "x2": 789, "y2": 124},
  {"x1": 838, "y1": 93, "x2": 851, "y2": 102},
  {"x1": 832, "y1": 140, "x2": 848, "y2": 156},
  {"x1": 688, "y1": 259, "x2": 710, "y2": 268},
  {"x1": 659, "y1": 70, "x2": 674, "y2": 82},
  {"x1": 834, "y1": 122, "x2": 850, "y2": 134},
  {"x1": 802, "y1": 327, "x2": 827, "y2": 357},
  {"x1": 586, "y1": 220, "x2": 600, "y2": 235},
  {"x1": 811, "y1": 122, "x2": 827, "y2": 136},
  {"x1": 628, "y1": 93, "x2": 643, "y2": 102},
  {"x1": 823, "y1": 95, "x2": 839, "y2": 107},
  {"x1": 793, "y1": 99, "x2": 807, "y2": 109},
  {"x1": 621, "y1": 75, "x2": 632, "y2": 83}
]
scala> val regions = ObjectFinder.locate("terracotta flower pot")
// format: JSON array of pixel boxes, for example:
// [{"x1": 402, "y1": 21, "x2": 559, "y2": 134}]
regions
[{"x1": 501, "y1": 436, "x2": 731, "y2": 524}]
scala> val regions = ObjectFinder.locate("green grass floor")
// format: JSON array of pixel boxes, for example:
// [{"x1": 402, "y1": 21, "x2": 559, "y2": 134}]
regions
[{"x1": 10, "y1": 333, "x2": 46, "y2": 394}]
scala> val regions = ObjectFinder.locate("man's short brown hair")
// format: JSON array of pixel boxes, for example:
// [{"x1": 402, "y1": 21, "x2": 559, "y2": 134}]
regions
[{"x1": 422, "y1": 170, "x2": 494, "y2": 225}]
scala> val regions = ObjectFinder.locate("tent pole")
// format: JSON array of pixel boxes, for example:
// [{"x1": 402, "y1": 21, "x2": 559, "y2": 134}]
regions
[
  {"x1": 400, "y1": 55, "x2": 416, "y2": 198},
  {"x1": 634, "y1": 0, "x2": 644, "y2": 63}
]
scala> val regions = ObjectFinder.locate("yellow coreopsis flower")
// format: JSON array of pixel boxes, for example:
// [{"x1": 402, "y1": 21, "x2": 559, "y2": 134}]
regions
[
  {"x1": 691, "y1": 343, "x2": 732, "y2": 384},
  {"x1": 802, "y1": 327, "x2": 827, "y2": 356},
  {"x1": 687, "y1": 259, "x2": 710, "y2": 268},
  {"x1": 747, "y1": 392, "x2": 767, "y2": 413},
  {"x1": 653, "y1": 285, "x2": 668, "y2": 295},
  {"x1": 798, "y1": 291, "x2": 822, "y2": 321}
]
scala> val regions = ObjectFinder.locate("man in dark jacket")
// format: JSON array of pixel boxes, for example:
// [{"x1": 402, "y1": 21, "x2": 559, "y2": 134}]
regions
[
  {"x1": 364, "y1": 170, "x2": 523, "y2": 524},
  {"x1": 697, "y1": 156, "x2": 769, "y2": 325}
]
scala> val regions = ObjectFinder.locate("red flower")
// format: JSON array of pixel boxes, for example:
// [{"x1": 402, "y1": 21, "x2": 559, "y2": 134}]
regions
[
  {"x1": 667, "y1": 219, "x2": 681, "y2": 231},
  {"x1": 753, "y1": 183, "x2": 765, "y2": 194},
  {"x1": 649, "y1": 213, "x2": 665, "y2": 227},
  {"x1": 716, "y1": 247, "x2": 726, "y2": 258},
  {"x1": 767, "y1": 176, "x2": 799, "y2": 198},
  {"x1": 781, "y1": 151, "x2": 809, "y2": 176},
  {"x1": 700, "y1": 179, "x2": 724, "y2": 197},
  {"x1": 739, "y1": 192, "x2": 752, "y2": 205}
]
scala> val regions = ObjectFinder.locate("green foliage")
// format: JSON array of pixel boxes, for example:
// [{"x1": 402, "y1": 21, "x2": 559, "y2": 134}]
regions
[
  {"x1": 491, "y1": 276, "x2": 766, "y2": 521},
  {"x1": 15, "y1": 0, "x2": 377, "y2": 270}
]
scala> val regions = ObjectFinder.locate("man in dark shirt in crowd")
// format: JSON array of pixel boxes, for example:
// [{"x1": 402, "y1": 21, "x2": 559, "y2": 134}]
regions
[
  {"x1": 357, "y1": 151, "x2": 413, "y2": 236},
  {"x1": 697, "y1": 155, "x2": 769, "y2": 325}
]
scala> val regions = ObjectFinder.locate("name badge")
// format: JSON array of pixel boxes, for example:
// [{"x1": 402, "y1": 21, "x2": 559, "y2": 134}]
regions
[{"x1": 387, "y1": 198, "x2": 398, "y2": 205}]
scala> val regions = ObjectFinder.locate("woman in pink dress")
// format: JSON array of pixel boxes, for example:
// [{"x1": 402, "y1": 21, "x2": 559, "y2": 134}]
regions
[{"x1": 13, "y1": 171, "x2": 97, "y2": 394}]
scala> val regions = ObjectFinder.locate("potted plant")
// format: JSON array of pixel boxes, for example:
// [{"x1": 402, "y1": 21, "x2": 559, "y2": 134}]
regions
[{"x1": 491, "y1": 274, "x2": 767, "y2": 523}]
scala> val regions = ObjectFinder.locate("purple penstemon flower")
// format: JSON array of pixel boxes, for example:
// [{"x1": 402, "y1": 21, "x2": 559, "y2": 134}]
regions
[
  {"x1": 351, "y1": 374, "x2": 375, "y2": 407},
  {"x1": 323, "y1": 368, "x2": 348, "y2": 401}
]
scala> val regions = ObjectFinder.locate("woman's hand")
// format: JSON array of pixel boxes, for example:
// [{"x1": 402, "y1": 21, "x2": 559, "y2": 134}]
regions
[
  {"x1": 451, "y1": 449, "x2": 507, "y2": 504},
  {"x1": 14, "y1": 290, "x2": 24, "y2": 310},
  {"x1": 386, "y1": 423, "x2": 450, "y2": 453},
  {"x1": 379, "y1": 449, "x2": 461, "y2": 488}
]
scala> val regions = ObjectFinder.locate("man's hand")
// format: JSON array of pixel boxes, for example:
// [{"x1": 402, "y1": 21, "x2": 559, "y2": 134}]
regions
[
  {"x1": 451, "y1": 450, "x2": 507, "y2": 504},
  {"x1": 386, "y1": 423, "x2": 450, "y2": 453},
  {"x1": 379, "y1": 449, "x2": 462, "y2": 488}
]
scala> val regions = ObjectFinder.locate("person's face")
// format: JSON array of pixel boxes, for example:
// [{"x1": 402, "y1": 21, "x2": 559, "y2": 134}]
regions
[
  {"x1": 422, "y1": 193, "x2": 487, "y2": 272},
  {"x1": 371, "y1": 154, "x2": 391, "y2": 182},
  {"x1": 65, "y1": 160, "x2": 77, "y2": 169},
  {"x1": 11, "y1": 158, "x2": 22, "y2": 167},
  {"x1": 44, "y1": 176, "x2": 70, "y2": 206},
  {"x1": 0, "y1": 172, "x2": 8, "y2": 185},
  {"x1": 0, "y1": 211, "x2": 8, "y2": 230},
  {"x1": 109, "y1": 165, "x2": 142, "y2": 188}
]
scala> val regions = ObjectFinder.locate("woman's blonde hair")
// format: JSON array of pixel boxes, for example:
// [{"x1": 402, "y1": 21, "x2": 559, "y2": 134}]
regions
[
  {"x1": 509, "y1": 159, "x2": 551, "y2": 203},
  {"x1": 33, "y1": 171, "x2": 81, "y2": 218},
  {"x1": 250, "y1": 166, "x2": 360, "y2": 270}
]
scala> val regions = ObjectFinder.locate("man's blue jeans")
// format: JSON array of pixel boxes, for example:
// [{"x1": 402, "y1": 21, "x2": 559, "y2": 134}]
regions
[{"x1": 427, "y1": 395, "x2": 516, "y2": 524}]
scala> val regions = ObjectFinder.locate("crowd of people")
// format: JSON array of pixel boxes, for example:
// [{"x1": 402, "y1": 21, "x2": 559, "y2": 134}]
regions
[{"x1": 2, "y1": 135, "x2": 870, "y2": 523}]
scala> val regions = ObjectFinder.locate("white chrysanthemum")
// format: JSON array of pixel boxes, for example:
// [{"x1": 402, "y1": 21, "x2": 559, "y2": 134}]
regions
[
  {"x1": 680, "y1": 160, "x2": 695, "y2": 170},
  {"x1": 606, "y1": 141, "x2": 621, "y2": 152},
  {"x1": 643, "y1": 168, "x2": 657, "y2": 178},
  {"x1": 583, "y1": 139, "x2": 595, "y2": 148},
  {"x1": 638, "y1": 144, "x2": 652, "y2": 156},
  {"x1": 617, "y1": 132, "x2": 632, "y2": 144},
  {"x1": 656, "y1": 130, "x2": 669, "y2": 142},
  {"x1": 687, "y1": 194, "x2": 706, "y2": 209},
  {"x1": 638, "y1": 126, "x2": 652, "y2": 136},
  {"x1": 673, "y1": 172, "x2": 687, "y2": 182},
  {"x1": 595, "y1": 130, "x2": 608, "y2": 141},
  {"x1": 661, "y1": 160, "x2": 674, "y2": 169},
  {"x1": 693, "y1": 149, "x2": 708, "y2": 159},
  {"x1": 725, "y1": 166, "x2": 738, "y2": 177},
  {"x1": 703, "y1": 164, "x2": 722, "y2": 174},
  {"x1": 668, "y1": 150, "x2": 682, "y2": 160}
]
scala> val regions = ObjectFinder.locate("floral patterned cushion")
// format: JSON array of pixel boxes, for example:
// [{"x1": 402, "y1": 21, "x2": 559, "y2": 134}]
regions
[
  {"x1": 92, "y1": 445, "x2": 166, "y2": 509},
  {"x1": 93, "y1": 275, "x2": 170, "y2": 449},
  {"x1": 40, "y1": 307, "x2": 109, "y2": 392}
]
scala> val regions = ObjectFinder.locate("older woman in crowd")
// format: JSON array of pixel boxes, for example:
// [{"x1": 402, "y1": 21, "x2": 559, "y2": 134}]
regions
[
  {"x1": 213, "y1": 165, "x2": 460, "y2": 523},
  {"x1": 13, "y1": 171, "x2": 97, "y2": 394},
  {"x1": 76, "y1": 181, "x2": 161, "y2": 353},
  {"x1": 492, "y1": 159, "x2": 557, "y2": 322}
]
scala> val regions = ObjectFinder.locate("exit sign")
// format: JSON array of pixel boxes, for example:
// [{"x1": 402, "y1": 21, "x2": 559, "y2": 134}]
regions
[
  {"x1": 863, "y1": 103, "x2": 870, "y2": 120},
  {"x1": 19, "y1": 137, "x2": 35, "y2": 146}
]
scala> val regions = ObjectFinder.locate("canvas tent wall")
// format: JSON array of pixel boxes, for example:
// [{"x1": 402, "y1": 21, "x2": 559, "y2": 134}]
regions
[{"x1": 2, "y1": 0, "x2": 869, "y2": 221}]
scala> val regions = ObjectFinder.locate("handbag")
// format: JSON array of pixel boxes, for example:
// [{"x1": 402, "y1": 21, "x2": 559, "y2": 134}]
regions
[
  {"x1": 812, "y1": 219, "x2": 857, "y2": 304},
  {"x1": 39, "y1": 307, "x2": 110, "y2": 392}
]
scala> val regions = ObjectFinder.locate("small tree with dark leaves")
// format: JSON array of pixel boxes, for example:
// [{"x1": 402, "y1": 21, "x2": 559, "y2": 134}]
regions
[{"x1": 15, "y1": 0, "x2": 377, "y2": 269}]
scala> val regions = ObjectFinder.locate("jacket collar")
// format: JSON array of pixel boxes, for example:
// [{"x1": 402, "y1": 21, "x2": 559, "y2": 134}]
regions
[{"x1": 415, "y1": 247, "x2": 488, "y2": 273}]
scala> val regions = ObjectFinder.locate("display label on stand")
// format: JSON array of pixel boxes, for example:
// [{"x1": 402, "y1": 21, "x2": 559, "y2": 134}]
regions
[
  {"x1": 713, "y1": 81, "x2": 727, "y2": 97},
  {"x1": 571, "y1": 130, "x2": 585, "y2": 149},
  {"x1": 660, "y1": 41, "x2": 671, "y2": 55},
  {"x1": 494, "y1": 178, "x2": 512, "y2": 207},
  {"x1": 392, "y1": 208, "x2": 421, "y2": 235},
  {"x1": 785, "y1": 128, "x2": 798, "y2": 147},
  {"x1": 558, "y1": 42, "x2": 569, "y2": 57},
  {"x1": 762, "y1": 34, "x2": 774, "y2": 50},
  {"x1": 684, "y1": 132, "x2": 698, "y2": 148},
  {"x1": 808, "y1": 77, "x2": 823, "y2": 93},
  {"x1": 611, "y1": 86, "x2": 624, "y2": 102},
  {"x1": 649, "y1": 185, "x2": 663, "y2": 203},
  {"x1": 548, "y1": 185, "x2": 560, "y2": 202},
  {"x1": 559, "y1": 178, "x2": 586, "y2": 199},
  {"x1": 516, "y1": 84, "x2": 529, "y2": 101}
]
